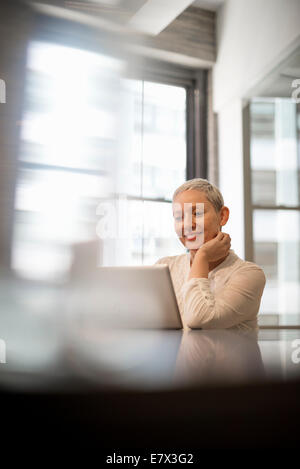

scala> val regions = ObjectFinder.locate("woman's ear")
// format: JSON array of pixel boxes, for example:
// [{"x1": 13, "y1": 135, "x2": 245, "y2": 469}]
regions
[{"x1": 219, "y1": 206, "x2": 230, "y2": 227}]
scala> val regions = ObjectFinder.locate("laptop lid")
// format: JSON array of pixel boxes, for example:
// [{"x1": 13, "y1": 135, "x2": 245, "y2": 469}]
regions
[{"x1": 69, "y1": 265, "x2": 183, "y2": 329}]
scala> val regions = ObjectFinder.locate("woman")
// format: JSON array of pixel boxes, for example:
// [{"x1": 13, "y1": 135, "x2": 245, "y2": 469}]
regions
[{"x1": 155, "y1": 178, "x2": 266, "y2": 331}]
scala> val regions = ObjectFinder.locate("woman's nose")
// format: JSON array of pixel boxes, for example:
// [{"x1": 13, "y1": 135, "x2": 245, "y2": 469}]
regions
[{"x1": 183, "y1": 214, "x2": 196, "y2": 231}]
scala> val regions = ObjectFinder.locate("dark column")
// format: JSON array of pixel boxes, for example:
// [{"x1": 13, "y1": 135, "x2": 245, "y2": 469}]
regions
[{"x1": 0, "y1": 1, "x2": 34, "y2": 268}]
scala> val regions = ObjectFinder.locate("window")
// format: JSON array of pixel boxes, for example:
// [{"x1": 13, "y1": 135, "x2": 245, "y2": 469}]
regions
[
  {"x1": 12, "y1": 40, "x2": 189, "y2": 281},
  {"x1": 12, "y1": 41, "x2": 122, "y2": 281},
  {"x1": 250, "y1": 99, "x2": 300, "y2": 325},
  {"x1": 107, "y1": 80, "x2": 187, "y2": 266}
]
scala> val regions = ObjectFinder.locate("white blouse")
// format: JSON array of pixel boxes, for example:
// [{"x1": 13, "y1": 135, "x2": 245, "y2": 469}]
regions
[{"x1": 155, "y1": 249, "x2": 266, "y2": 331}]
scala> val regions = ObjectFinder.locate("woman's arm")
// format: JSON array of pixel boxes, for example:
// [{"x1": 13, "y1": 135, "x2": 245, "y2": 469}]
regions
[
  {"x1": 188, "y1": 231, "x2": 231, "y2": 281},
  {"x1": 188, "y1": 250, "x2": 209, "y2": 279},
  {"x1": 182, "y1": 266, "x2": 266, "y2": 329}
]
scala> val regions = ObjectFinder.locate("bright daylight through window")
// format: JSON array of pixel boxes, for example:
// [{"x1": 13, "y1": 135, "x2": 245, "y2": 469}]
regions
[{"x1": 12, "y1": 41, "x2": 187, "y2": 280}]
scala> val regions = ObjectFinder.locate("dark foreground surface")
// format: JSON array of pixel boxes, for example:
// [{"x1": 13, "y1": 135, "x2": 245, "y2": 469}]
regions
[{"x1": 1, "y1": 326, "x2": 300, "y2": 450}]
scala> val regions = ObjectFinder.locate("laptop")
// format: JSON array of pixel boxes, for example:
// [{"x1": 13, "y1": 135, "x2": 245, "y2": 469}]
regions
[{"x1": 69, "y1": 264, "x2": 183, "y2": 329}]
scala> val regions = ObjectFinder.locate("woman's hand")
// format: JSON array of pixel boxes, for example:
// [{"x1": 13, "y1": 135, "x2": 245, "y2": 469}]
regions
[
  {"x1": 188, "y1": 232, "x2": 231, "y2": 280},
  {"x1": 196, "y1": 231, "x2": 231, "y2": 263}
]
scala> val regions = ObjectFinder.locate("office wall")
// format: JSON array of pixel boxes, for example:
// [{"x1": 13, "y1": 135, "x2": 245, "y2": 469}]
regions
[
  {"x1": 213, "y1": 0, "x2": 300, "y2": 112},
  {"x1": 213, "y1": 0, "x2": 300, "y2": 259}
]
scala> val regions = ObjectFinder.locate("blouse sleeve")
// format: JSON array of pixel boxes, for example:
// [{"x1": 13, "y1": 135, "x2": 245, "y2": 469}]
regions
[
  {"x1": 154, "y1": 257, "x2": 169, "y2": 265},
  {"x1": 181, "y1": 266, "x2": 266, "y2": 329}
]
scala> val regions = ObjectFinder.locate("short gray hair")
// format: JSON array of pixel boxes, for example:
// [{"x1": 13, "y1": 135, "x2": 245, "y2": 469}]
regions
[{"x1": 173, "y1": 178, "x2": 224, "y2": 213}]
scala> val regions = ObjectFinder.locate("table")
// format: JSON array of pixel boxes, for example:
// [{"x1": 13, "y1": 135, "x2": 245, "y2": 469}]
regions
[{"x1": 1, "y1": 278, "x2": 300, "y2": 448}]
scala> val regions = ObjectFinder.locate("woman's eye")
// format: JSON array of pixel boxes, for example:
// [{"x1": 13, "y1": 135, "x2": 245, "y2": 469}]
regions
[{"x1": 195, "y1": 211, "x2": 203, "y2": 217}]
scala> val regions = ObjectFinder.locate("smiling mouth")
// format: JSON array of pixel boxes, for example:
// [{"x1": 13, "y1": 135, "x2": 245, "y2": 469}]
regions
[{"x1": 185, "y1": 233, "x2": 202, "y2": 241}]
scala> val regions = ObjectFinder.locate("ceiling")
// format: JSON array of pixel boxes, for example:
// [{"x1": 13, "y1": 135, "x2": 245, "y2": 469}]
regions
[
  {"x1": 32, "y1": 0, "x2": 221, "y2": 35},
  {"x1": 192, "y1": 0, "x2": 224, "y2": 11},
  {"x1": 127, "y1": 0, "x2": 197, "y2": 35},
  {"x1": 31, "y1": 0, "x2": 300, "y2": 93}
]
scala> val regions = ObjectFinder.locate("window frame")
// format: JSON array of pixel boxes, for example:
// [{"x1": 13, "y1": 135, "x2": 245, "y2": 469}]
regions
[{"x1": 243, "y1": 99, "x2": 300, "y2": 328}]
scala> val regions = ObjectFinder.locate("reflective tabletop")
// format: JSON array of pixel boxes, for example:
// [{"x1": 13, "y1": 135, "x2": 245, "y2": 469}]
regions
[{"x1": 1, "y1": 276, "x2": 300, "y2": 449}]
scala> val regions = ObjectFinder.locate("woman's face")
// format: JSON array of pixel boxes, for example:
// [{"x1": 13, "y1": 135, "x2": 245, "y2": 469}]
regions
[{"x1": 172, "y1": 189, "x2": 228, "y2": 251}]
